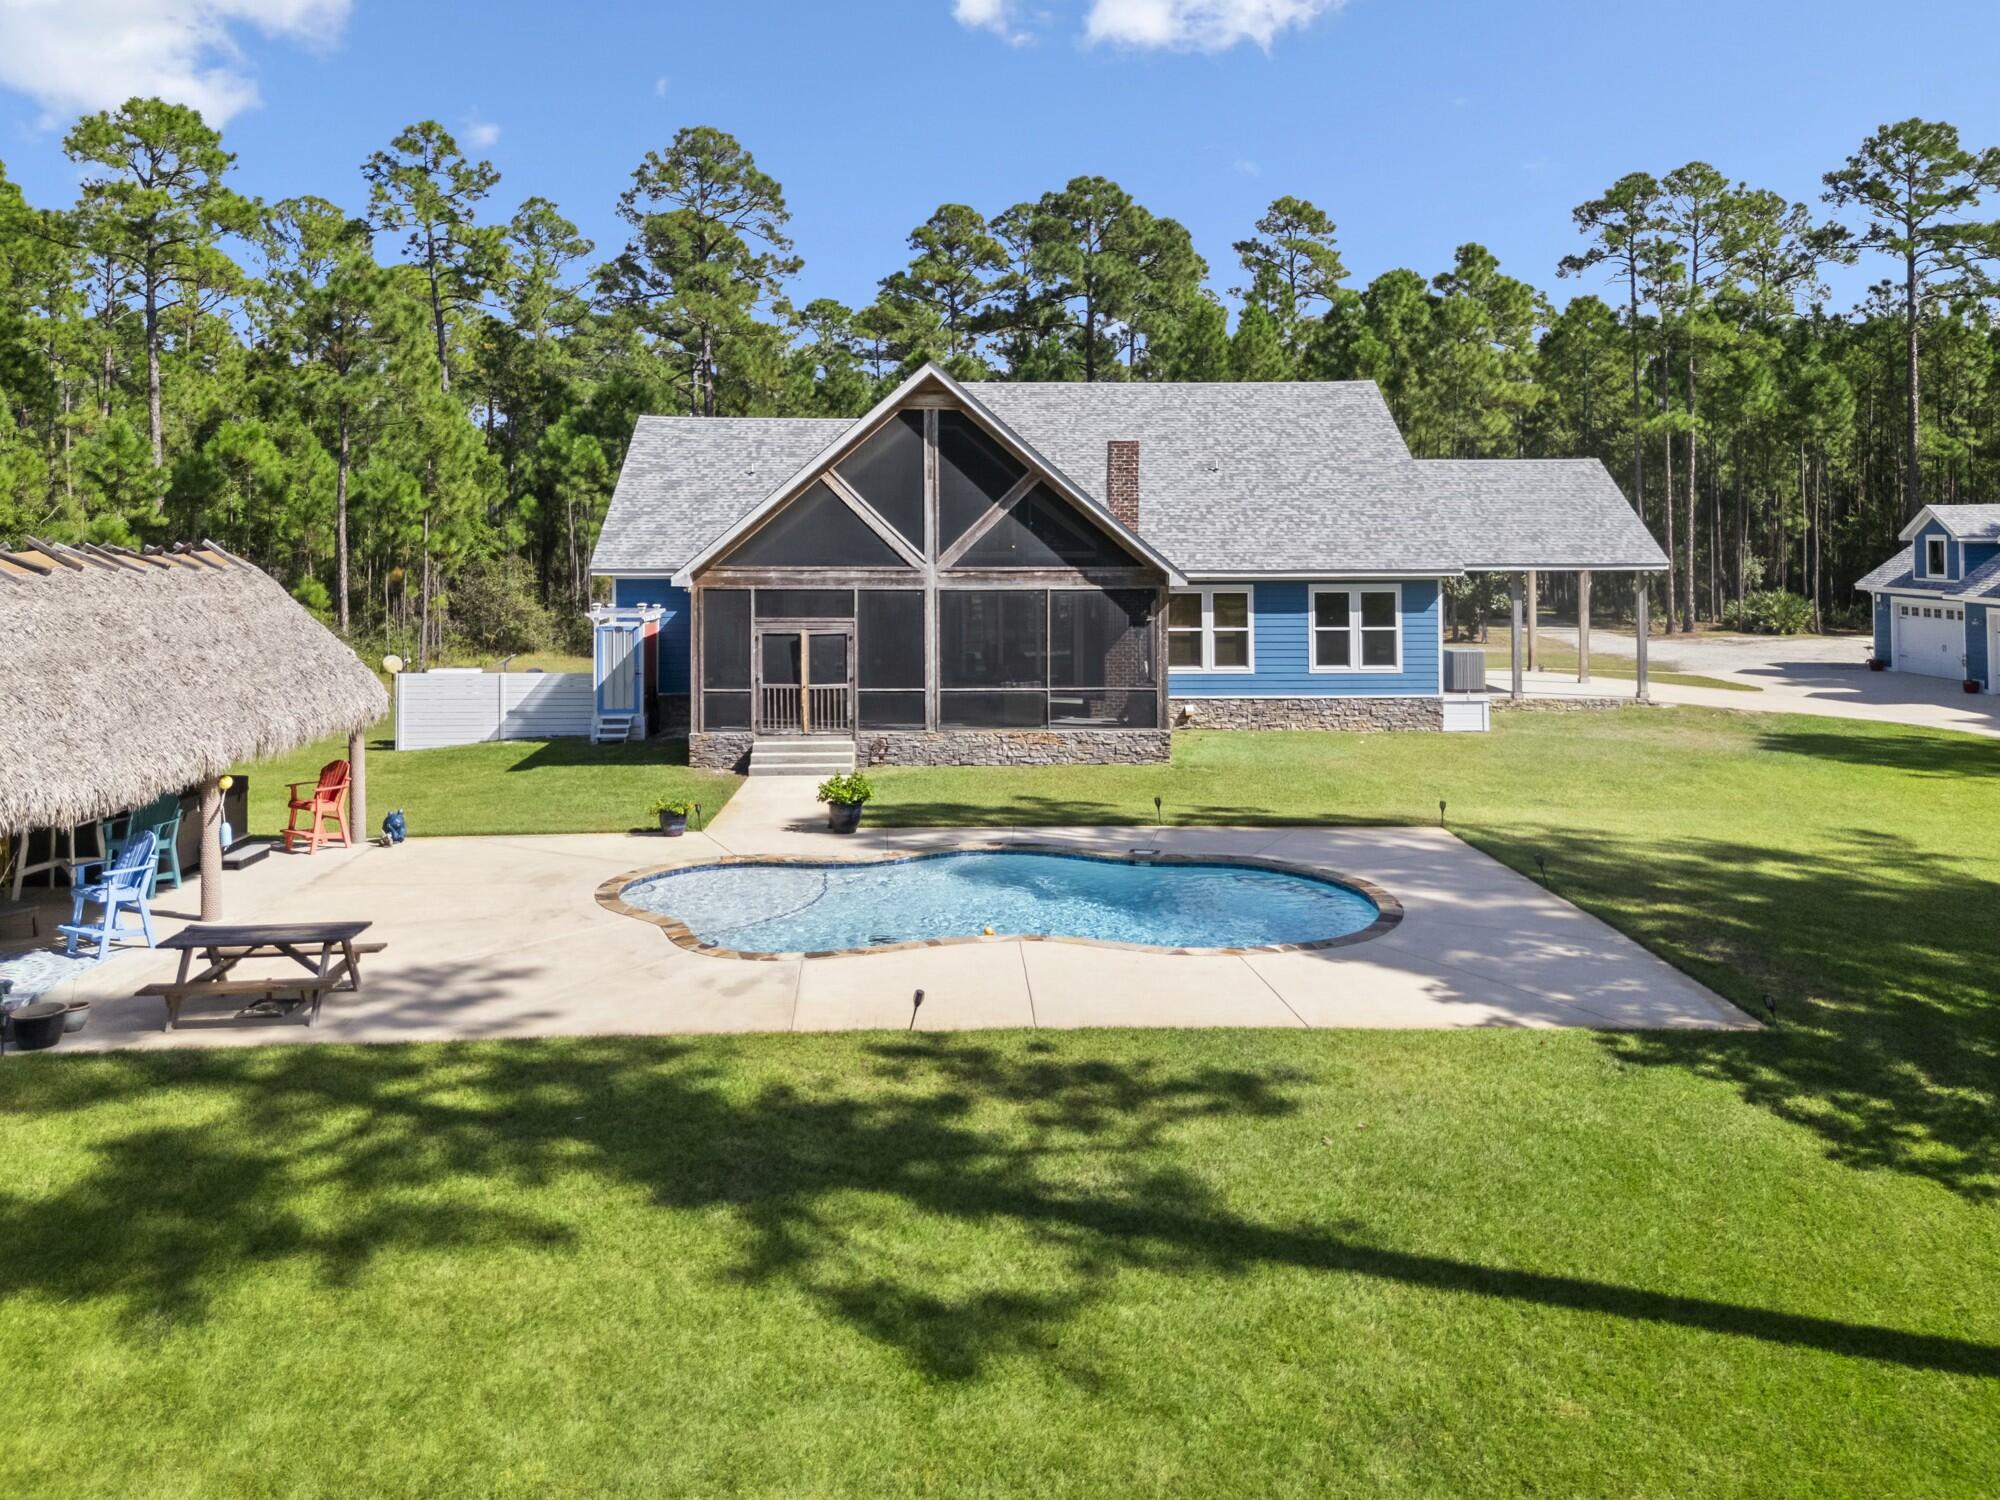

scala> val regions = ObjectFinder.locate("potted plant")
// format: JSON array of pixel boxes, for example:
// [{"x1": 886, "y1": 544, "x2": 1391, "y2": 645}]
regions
[
  {"x1": 816, "y1": 772, "x2": 874, "y2": 834},
  {"x1": 1966, "y1": 679, "x2": 1982, "y2": 694},
  {"x1": 1868, "y1": 657, "x2": 1887, "y2": 671},
  {"x1": 651, "y1": 796, "x2": 696, "y2": 836}
]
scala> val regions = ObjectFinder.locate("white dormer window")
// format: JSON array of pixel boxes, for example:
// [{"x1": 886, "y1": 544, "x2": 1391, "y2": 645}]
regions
[{"x1": 1926, "y1": 536, "x2": 1949, "y2": 577}]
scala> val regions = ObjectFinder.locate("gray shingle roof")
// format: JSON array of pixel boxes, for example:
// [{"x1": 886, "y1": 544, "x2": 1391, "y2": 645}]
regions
[
  {"x1": 1853, "y1": 545, "x2": 1964, "y2": 595},
  {"x1": 1416, "y1": 459, "x2": 1665, "y2": 571},
  {"x1": 973, "y1": 382, "x2": 1458, "y2": 573},
  {"x1": 590, "y1": 415, "x2": 851, "y2": 574},
  {"x1": 1951, "y1": 550, "x2": 2000, "y2": 601},
  {"x1": 1921, "y1": 504, "x2": 2000, "y2": 541},
  {"x1": 589, "y1": 374, "x2": 1670, "y2": 578}
]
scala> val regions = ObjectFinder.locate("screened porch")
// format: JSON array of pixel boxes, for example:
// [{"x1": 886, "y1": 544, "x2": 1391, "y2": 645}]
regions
[{"x1": 684, "y1": 392, "x2": 1170, "y2": 743}]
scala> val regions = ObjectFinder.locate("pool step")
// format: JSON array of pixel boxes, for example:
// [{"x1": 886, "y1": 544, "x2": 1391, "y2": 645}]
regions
[{"x1": 747, "y1": 737, "x2": 857, "y2": 777}]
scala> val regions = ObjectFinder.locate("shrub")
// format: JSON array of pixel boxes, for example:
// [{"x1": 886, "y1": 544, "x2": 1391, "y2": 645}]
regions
[
  {"x1": 290, "y1": 575, "x2": 331, "y2": 618},
  {"x1": 448, "y1": 556, "x2": 555, "y2": 657},
  {"x1": 815, "y1": 773, "x2": 874, "y2": 806},
  {"x1": 1722, "y1": 590, "x2": 1813, "y2": 635}
]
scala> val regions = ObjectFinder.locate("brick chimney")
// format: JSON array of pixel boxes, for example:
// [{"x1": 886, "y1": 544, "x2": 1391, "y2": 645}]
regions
[{"x1": 1106, "y1": 440, "x2": 1140, "y2": 531}]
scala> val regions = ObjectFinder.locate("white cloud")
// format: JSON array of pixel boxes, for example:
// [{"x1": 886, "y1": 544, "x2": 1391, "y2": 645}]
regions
[
  {"x1": 0, "y1": 0, "x2": 348, "y2": 127},
  {"x1": 1084, "y1": 0, "x2": 1335, "y2": 51},
  {"x1": 953, "y1": 0, "x2": 1032, "y2": 45},
  {"x1": 464, "y1": 116, "x2": 501, "y2": 149},
  {"x1": 1233, "y1": 158, "x2": 1261, "y2": 176},
  {"x1": 653, "y1": 75, "x2": 669, "y2": 98}
]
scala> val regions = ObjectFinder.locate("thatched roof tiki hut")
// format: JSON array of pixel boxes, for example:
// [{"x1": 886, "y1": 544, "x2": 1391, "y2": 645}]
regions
[{"x1": 0, "y1": 540, "x2": 386, "y2": 919}]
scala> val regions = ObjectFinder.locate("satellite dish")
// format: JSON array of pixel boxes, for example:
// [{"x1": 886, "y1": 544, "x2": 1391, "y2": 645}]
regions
[{"x1": 382, "y1": 653, "x2": 405, "y2": 675}]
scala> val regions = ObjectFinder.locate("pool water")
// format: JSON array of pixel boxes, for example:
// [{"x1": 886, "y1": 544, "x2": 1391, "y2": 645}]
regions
[{"x1": 620, "y1": 851, "x2": 1381, "y2": 953}]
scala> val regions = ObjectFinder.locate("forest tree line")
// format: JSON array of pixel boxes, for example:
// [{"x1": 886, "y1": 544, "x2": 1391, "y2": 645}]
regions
[{"x1": 2, "y1": 103, "x2": 1997, "y2": 658}]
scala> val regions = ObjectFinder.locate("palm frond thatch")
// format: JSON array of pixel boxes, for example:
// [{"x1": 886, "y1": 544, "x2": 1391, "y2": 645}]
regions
[{"x1": 0, "y1": 542, "x2": 387, "y2": 832}]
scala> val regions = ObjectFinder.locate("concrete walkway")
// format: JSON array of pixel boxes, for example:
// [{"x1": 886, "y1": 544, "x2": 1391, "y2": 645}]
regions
[
  {"x1": 1501, "y1": 627, "x2": 2000, "y2": 740},
  {"x1": 12, "y1": 782, "x2": 1747, "y2": 1050}
]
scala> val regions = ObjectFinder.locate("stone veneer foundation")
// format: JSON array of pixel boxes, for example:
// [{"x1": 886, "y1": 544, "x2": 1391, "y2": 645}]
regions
[
  {"x1": 686, "y1": 729, "x2": 1171, "y2": 771},
  {"x1": 1170, "y1": 697, "x2": 1444, "y2": 732},
  {"x1": 687, "y1": 700, "x2": 1478, "y2": 769},
  {"x1": 860, "y1": 729, "x2": 1171, "y2": 766},
  {"x1": 1490, "y1": 695, "x2": 1634, "y2": 713}
]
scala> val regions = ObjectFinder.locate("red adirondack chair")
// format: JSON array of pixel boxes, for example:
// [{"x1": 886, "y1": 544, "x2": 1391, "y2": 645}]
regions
[{"x1": 284, "y1": 760, "x2": 353, "y2": 855}]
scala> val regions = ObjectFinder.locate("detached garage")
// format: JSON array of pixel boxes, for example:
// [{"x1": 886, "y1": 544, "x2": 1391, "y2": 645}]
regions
[
  {"x1": 1891, "y1": 600, "x2": 1966, "y2": 679},
  {"x1": 1859, "y1": 504, "x2": 2000, "y2": 692}
]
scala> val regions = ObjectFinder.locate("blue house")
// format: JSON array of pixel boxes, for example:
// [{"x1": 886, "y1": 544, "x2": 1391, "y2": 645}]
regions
[
  {"x1": 1856, "y1": 505, "x2": 2000, "y2": 692},
  {"x1": 591, "y1": 363, "x2": 1666, "y2": 769}
]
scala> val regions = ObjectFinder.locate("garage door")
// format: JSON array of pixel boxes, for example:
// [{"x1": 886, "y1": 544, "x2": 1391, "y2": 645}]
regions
[{"x1": 1893, "y1": 600, "x2": 1964, "y2": 679}]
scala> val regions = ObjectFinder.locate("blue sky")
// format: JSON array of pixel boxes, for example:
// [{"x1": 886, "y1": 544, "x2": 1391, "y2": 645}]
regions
[{"x1": 4, "y1": 1, "x2": 1998, "y2": 317}]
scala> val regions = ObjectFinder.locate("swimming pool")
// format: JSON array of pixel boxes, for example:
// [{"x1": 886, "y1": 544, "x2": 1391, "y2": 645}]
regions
[{"x1": 610, "y1": 849, "x2": 1393, "y2": 956}]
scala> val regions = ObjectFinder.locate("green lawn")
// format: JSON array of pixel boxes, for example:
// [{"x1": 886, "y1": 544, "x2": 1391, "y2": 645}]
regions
[
  {"x1": 238, "y1": 719, "x2": 738, "y2": 838},
  {"x1": 4, "y1": 709, "x2": 1998, "y2": 1495}
]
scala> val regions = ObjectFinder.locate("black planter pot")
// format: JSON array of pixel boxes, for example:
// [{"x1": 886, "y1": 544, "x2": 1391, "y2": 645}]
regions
[
  {"x1": 826, "y1": 802, "x2": 863, "y2": 835},
  {"x1": 1868, "y1": 658, "x2": 1887, "y2": 671},
  {"x1": 658, "y1": 812, "x2": 688, "y2": 837},
  {"x1": 9, "y1": 1002, "x2": 68, "y2": 1052},
  {"x1": 1966, "y1": 680, "x2": 1982, "y2": 694},
  {"x1": 61, "y1": 1000, "x2": 91, "y2": 1034}
]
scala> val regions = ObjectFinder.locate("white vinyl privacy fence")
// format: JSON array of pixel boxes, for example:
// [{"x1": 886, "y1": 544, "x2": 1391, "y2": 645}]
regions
[{"x1": 393, "y1": 670, "x2": 595, "y2": 750}]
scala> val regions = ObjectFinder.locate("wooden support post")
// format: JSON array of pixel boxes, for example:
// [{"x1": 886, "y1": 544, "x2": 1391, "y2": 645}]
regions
[
  {"x1": 348, "y1": 728, "x2": 368, "y2": 847},
  {"x1": 198, "y1": 777, "x2": 223, "y2": 921},
  {"x1": 1576, "y1": 571, "x2": 1592, "y2": 684},
  {"x1": 1509, "y1": 573, "x2": 1524, "y2": 701},
  {"x1": 1525, "y1": 569, "x2": 1538, "y2": 671},
  {"x1": 1634, "y1": 576, "x2": 1651, "y2": 703}
]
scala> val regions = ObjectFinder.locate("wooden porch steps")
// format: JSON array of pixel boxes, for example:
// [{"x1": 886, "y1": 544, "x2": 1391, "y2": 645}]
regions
[{"x1": 747, "y1": 737, "x2": 856, "y2": 778}]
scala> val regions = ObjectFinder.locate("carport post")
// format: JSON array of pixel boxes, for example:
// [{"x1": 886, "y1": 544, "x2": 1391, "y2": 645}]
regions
[
  {"x1": 199, "y1": 777, "x2": 224, "y2": 921},
  {"x1": 1525, "y1": 570, "x2": 1538, "y2": 670},
  {"x1": 1577, "y1": 571, "x2": 1592, "y2": 683},
  {"x1": 1634, "y1": 577, "x2": 1651, "y2": 703},
  {"x1": 348, "y1": 728, "x2": 368, "y2": 848},
  {"x1": 1509, "y1": 573, "x2": 1524, "y2": 700}
]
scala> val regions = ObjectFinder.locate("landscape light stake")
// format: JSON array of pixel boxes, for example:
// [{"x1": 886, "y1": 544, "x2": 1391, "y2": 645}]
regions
[
  {"x1": 1535, "y1": 853, "x2": 1549, "y2": 887},
  {"x1": 1438, "y1": 799, "x2": 1446, "y2": 828},
  {"x1": 1154, "y1": 795, "x2": 1163, "y2": 828},
  {"x1": 909, "y1": 988, "x2": 925, "y2": 1030},
  {"x1": 1763, "y1": 995, "x2": 1778, "y2": 1027},
  {"x1": 693, "y1": 802, "x2": 703, "y2": 832}
]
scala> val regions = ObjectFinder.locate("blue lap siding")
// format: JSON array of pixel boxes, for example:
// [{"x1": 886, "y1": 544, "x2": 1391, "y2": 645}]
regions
[
  {"x1": 1970, "y1": 603, "x2": 1991, "y2": 689},
  {"x1": 1169, "y1": 579, "x2": 1442, "y2": 698},
  {"x1": 610, "y1": 578, "x2": 691, "y2": 694}
]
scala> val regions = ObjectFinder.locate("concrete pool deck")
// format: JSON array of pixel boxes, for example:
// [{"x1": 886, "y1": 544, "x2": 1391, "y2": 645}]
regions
[{"x1": 11, "y1": 784, "x2": 1749, "y2": 1050}]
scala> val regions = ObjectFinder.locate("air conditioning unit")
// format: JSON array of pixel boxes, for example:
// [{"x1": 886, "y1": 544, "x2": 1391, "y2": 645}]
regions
[{"x1": 1442, "y1": 647, "x2": 1486, "y2": 694}]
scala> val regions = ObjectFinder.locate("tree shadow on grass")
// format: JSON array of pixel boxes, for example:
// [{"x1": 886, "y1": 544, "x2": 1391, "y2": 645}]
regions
[
  {"x1": 507, "y1": 735, "x2": 698, "y2": 772},
  {"x1": 1469, "y1": 820, "x2": 2000, "y2": 1203},
  {"x1": 1752, "y1": 720, "x2": 2000, "y2": 778},
  {"x1": 3, "y1": 1034, "x2": 1995, "y2": 1380},
  {"x1": 868, "y1": 792, "x2": 1411, "y2": 830}
]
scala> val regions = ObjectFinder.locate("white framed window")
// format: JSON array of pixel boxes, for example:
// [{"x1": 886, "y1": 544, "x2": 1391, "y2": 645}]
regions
[
  {"x1": 1311, "y1": 585, "x2": 1401, "y2": 672},
  {"x1": 1926, "y1": 536, "x2": 1949, "y2": 577},
  {"x1": 1168, "y1": 588, "x2": 1253, "y2": 672}
]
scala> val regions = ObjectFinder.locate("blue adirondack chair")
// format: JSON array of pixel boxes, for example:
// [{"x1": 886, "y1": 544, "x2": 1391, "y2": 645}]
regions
[
  {"x1": 57, "y1": 831, "x2": 159, "y2": 962},
  {"x1": 117, "y1": 792, "x2": 185, "y2": 898}
]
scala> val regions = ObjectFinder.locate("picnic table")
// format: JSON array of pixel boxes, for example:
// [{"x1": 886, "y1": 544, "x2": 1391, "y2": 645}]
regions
[{"x1": 138, "y1": 921, "x2": 384, "y2": 1030}]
